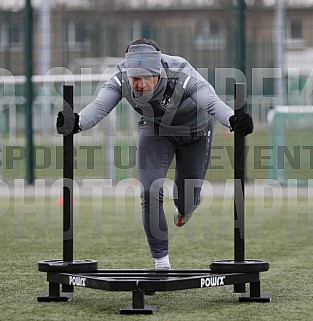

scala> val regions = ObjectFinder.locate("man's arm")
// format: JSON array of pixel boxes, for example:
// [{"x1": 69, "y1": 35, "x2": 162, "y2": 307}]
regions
[
  {"x1": 78, "y1": 71, "x2": 123, "y2": 131},
  {"x1": 187, "y1": 77, "x2": 234, "y2": 128}
]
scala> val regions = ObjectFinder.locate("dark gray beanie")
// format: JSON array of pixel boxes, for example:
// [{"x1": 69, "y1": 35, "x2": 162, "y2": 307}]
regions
[{"x1": 125, "y1": 44, "x2": 162, "y2": 77}]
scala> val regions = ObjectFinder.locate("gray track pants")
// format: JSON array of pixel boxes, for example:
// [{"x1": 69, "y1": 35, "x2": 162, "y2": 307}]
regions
[{"x1": 136, "y1": 118, "x2": 214, "y2": 259}]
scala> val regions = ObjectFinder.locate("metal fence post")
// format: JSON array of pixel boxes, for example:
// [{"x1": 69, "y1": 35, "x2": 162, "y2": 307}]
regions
[{"x1": 24, "y1": 0, "x2": 34, "y2": 184}]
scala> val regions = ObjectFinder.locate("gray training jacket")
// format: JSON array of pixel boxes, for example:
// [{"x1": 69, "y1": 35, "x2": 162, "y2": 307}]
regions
[{"x1": 79, "y1": 53, "x2": 234, "y2": 135}]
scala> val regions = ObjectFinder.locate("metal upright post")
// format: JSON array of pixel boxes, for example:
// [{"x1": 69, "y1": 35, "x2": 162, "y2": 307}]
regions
[
  {"x1": 62, "y1": 85, "x2": 74, "y2": 294},
  {"x1": 62, "y1": 85, "x2": 74, "y2": 263},
  {"x1": 210, "y1": 83, "x2": 271, "y2": 301},
  {"x1": 37, "y1": 85, "x2": 98, "y2": 302},
  {"x1": 233, "y1": 83, "x2": 246, "y2": 293}
]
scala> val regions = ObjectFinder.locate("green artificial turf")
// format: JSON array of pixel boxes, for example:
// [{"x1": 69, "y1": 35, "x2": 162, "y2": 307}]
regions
[{"x1": 0, "y1": 196, "x2": 312, "y2": 320}]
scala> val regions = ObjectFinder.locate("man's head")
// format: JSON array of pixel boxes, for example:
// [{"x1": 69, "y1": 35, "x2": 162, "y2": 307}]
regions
[
  {"x1": 125, "y1": 39, "x2": 162, "y2": 95},
  {"x1": 128, "y1": 75, "x2": 159, "y2": 95}
]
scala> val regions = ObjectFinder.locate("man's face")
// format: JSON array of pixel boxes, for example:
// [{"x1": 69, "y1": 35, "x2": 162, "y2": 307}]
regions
[{"x1": 129, "y1": 76, "x2": 159, "y2": 95}]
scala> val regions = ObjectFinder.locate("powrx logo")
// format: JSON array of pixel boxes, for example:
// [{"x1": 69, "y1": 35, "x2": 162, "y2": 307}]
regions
[
  {"x1": 69, "y1": 276, "x2": 86, "y2": 287},
  {"x1": 200, "y1": 276, "x2": 226, "y2": 288}
]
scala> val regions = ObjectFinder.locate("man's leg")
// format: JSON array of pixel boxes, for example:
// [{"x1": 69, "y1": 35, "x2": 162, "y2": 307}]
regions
[
  {"x1": 137, "y1": 122, "x2": 175, "y2": 261},
  {"x1": 174, "y1": 124, "x2": 213, "y2": 226}
]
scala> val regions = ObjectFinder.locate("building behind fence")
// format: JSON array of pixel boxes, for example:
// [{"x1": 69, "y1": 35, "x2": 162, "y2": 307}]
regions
[{"x1": 0, "y1": 0, "x2": 313, "y2": 181}]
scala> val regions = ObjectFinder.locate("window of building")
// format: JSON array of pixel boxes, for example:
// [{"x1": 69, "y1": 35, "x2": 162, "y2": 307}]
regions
[
  {"x1": 126, "y1": 20, "x2": 155, "y2": 44},
  {"x1": 286, "y1": 18, "x2": 304, "y2": 48},
  {"x1": 63, "y1": 21, "x2": 89, "y2": 50},
  {"x1": 194, "y1": 20, "x2": 225, "y2": 50},
  {"x1": 0, "y1": 23, "x2": 8, "y2": 49},
  {"x1": 127, "y1": 20, "x2": 142, "y2": 43},
  {"x1": 9, "y1": 23, "x2": 22, "y2": 49}
]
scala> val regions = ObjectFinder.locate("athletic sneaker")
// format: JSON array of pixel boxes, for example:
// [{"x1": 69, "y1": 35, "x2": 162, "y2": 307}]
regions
[
  {"x1": 154, "y1": 255, "x2": 171, "y2": 270},
  {"x1": 174, "y1": 208, "x2": 194, "y2": 227},
  {"x1": 155, "y1": 263, "x2": 171, "y2": 270}
]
